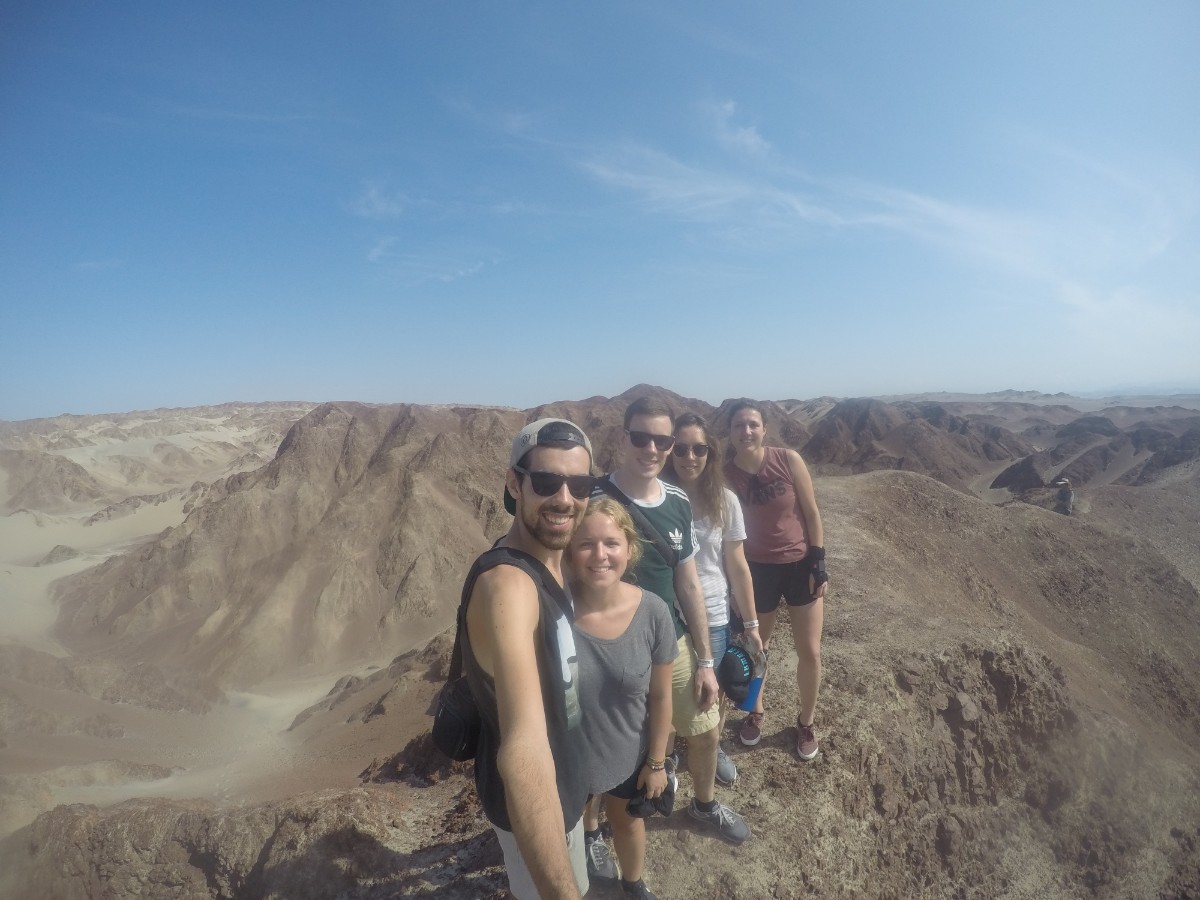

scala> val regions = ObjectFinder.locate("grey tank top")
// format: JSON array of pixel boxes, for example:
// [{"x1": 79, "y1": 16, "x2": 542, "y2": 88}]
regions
[{"x1": 460, "y1": 546, "x2": 588, "y2": 832}]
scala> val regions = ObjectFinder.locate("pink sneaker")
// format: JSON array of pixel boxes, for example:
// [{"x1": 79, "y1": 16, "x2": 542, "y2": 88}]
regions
[
  {"x1": 739, "y1": 712, "x2": 764, "y2": 746},
  {"x1": 796, "y1": 720, "x2": 819, "y2": 760}
]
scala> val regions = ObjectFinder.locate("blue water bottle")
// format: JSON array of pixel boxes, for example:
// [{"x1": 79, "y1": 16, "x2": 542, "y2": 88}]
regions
[
  {"x1": 720, "y1": 641, "x2": 767, "y2": 712},
  {"x1": 739, "y1": 669, "x2": 764, "y2": 712}
]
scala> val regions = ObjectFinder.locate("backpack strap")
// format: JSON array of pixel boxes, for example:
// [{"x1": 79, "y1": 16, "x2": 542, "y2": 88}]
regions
[
  {"x1": 450, "y1": 545, "x2": 572, "y2": 680},
  {"x1": 597, "y1": 477, "x2": 680, "y2": 568},
  {"x1": 446, "y1": 590, "x2": 470, "y2": 682}
]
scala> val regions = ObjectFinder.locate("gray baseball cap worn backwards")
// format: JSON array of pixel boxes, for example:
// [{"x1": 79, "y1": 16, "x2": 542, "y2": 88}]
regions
[{"x1": 503, "y1": 418, "x2": 594, "y2": 514}]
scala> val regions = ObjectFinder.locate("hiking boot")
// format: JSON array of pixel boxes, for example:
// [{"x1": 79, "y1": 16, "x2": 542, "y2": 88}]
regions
[
  {"x1": 796, "y1": 719, "x2": 819, "y2": 761},
  {"x1": 715, "y1": 745, "x2": 738, "y2": 787},
  {"x1": 621, "y1": 878, "x2": 660, "y2": 900},
  {"x1": 688, "y1": 798, "x2": 751, "y2": 844},
  {"x1": 585, "y1": 830, "x2": 618, "y2": 882},
  {"x1": 739, "y1": 712, "x2": 764, "y2": 746}
]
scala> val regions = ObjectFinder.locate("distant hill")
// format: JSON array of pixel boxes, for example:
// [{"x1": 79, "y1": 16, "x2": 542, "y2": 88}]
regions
[{"x1": 881, "y1": 388, "x2": 1200, "y2": 413}]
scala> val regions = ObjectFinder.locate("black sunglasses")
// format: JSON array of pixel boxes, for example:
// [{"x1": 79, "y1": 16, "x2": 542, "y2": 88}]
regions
[
  {"x1": 513, "y1": 466, "x2": 596, "y2": 500},
  {"x1": 671, "y1": 442, "x2": 709, "y2": 458},
  {"x1": 626, "y1": 430, "x2": 675, "y2": 451}
]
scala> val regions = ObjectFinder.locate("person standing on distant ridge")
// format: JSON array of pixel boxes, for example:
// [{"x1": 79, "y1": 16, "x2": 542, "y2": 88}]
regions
[
  {"x1": 590, "y1": 396, "x2": 751, "y2": 852},
  {"x1": 460, "y1": 418, "x2": 596, "y2": 899},
  {"x1": 1053, "y1": 477, "x2": 1074, "y2": 516},
  {"x1": 723, "y1": 399, "x2": 828, "y2": 762}
]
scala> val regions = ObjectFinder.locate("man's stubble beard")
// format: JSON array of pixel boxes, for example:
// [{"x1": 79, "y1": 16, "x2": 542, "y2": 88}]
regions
[{"x1": 522, "y1": 500, "x2": 584, "y2": 551}]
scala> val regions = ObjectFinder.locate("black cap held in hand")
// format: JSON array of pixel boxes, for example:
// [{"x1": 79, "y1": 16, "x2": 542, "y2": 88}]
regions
[{"x1": 718, "y1": 645, "x2": 754, "y2": 704}]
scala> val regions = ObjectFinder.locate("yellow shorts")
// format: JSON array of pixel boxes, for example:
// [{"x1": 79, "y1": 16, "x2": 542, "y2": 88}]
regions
[{"x1": 671, "y1": 633, "x2": 720, "y2": 738}]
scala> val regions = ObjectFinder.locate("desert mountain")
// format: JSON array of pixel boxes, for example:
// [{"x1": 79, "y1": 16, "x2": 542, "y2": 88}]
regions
[
  {"x1": 1, "y1": 389, "x2": 1198, "y2": 898},
  {"x1": 0, "y1": 403, "x2": 311, "y2": 515},
  {"x1": 989, "y1": 409, "x2": 1200, "y2": 497},
  {"x1": 800, "y1": 399, "x2": 1034, "y2": 490},
  {"x1": 0, "y1": 449, "x2": 108, "y2": 514},
  {"x1": 50, "y1": 402, "x2": 520, "y2": 691}
]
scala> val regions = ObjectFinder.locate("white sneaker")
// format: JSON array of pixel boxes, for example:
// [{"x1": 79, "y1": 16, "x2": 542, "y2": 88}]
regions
[{"x1": 715, "y1": 746, "x2": 738, "y2": 786}]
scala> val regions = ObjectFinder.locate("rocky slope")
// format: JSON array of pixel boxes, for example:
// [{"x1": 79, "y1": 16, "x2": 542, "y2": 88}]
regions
[
  {"x1": 50, "y1": 403, "x2": 510, "y2": 691},
  {"x1": 2, "y1": 390, "x2": 1198, "y2": 899}
]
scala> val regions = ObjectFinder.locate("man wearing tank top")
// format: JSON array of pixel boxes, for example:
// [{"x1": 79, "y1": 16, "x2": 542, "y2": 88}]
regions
[{"x1": 462, "y1": 418, "x2": 597, "y2": 900}]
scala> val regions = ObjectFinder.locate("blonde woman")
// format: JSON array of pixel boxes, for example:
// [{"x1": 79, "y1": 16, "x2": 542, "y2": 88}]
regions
[{"x1": 568, "y1": 497, "x2": 676, "y2": 900}]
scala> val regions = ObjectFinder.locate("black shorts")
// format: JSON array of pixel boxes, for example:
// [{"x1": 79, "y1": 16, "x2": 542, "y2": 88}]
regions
[
  {"x1": 749, "y1": 559, "x2": 817, "y2": 614},
  {"x1": 604, "y1": 760, "x2": 643, "y2": 800}
]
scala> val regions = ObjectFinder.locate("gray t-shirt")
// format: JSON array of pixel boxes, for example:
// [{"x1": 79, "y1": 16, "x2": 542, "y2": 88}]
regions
[{"x1": 574, "y1": 590, "x2": 679, "y2": 795}]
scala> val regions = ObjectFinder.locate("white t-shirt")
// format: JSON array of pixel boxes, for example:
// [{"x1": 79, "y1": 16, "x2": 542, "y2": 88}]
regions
[{"x1": 692, "y1": 487, "x2": 746, "y2": 628}]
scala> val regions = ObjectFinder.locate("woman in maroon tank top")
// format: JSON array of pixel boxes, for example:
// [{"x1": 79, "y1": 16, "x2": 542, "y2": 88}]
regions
[{"x1": 722, "y1": 400, "x2": 828, "y2": 762}]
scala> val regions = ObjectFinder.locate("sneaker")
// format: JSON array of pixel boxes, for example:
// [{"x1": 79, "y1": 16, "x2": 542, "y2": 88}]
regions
[
  {"x1": 739, "y1": 712, "x2": 764, "y2": 747},
  {"x1": 796, "y1": 720, "x2": 819, "y2": 761},
  {"x1": 666, "y1": 747, "x2": 683, "y2": 773},
  {"x1": 688, "y1": 798, "x2": 751, "y2": 844},
  {"x1": 715, "y1": 746, "x2": 738, "y2": 787},
  {"x1": 621, "y1": 878, "x2": 660, "y2": 900},
  {"x1": 585, "y1": 830, "x2": 618, "y2": 882}
]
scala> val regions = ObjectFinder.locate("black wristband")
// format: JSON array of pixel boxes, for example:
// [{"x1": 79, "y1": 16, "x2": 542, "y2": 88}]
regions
[
  {"x1": 810, "y1": 556, "x2": 829, "y2": 586},
  {"x1": 807, "y1": 545, "x2": 826, "y2": 561}
]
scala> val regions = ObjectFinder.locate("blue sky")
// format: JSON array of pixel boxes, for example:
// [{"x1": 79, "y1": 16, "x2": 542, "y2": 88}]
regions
[{"x1": 2, "y1": 2, "x2": 1198, "y2": 420}]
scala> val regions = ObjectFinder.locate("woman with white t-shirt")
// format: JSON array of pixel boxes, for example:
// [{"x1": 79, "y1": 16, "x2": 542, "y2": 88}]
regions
[{"x1": 663, "y1": 412, "x2": 761, "y2": 787}]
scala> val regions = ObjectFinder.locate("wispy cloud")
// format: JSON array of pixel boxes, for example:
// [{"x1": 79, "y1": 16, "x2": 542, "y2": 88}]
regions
[
  {"x1": 499, "y1": 109, "x2": 541, "y2": 138},
  {"x1": 581, "y1": 128, "x2": 1041, "y2": 264},
  {"x1": 580, "y1": 141, "x2": 839, "y2": 228},
  {"x1": 583, "y1": 113, "x2": 1192, "y2": 266},
  {"x1": 842, "y1": 180, "x2": 1051, "y2": 277},
  {"x1": 349, "y1": 182, "x2": 407, "y2": 220},
  {"x1": 569, "y1": 110, "x2": 1199, "y2": 362},
  {"x1": 582, "y1": 144, "x2": 754, "y2": 216},
  {"x1": 365, "y1": 239, "x2": 496, "y2": 286},
  {"x1": 1016, "y1": 133, "x2": 1190, "y2": 261},
  {"x1": 350, "y1": 179, "x2": 549, "y2": 222},
  {"x1": 701, "y1": 99, "x2": 772, "y2": 158},
  {"x1": 366, "y1": 237, "x2": 399, "y2": 263}
]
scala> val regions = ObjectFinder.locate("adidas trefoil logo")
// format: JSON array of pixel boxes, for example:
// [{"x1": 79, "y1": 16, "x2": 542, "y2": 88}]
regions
[{"x1": 668, "y1": 528, "x2": 683, "y2": 550}]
